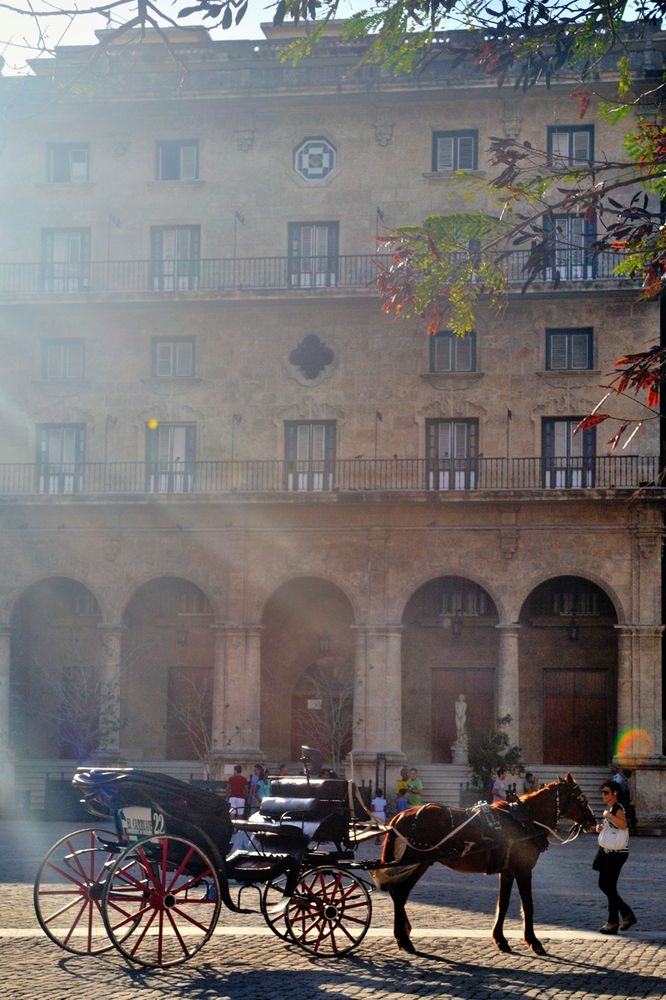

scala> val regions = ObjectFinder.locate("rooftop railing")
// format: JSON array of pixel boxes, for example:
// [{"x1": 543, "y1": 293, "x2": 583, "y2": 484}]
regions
[
  {"x1": 0, "y1": 250, "x2": 636, "y2": 297},
  {"x1": 0, "y1": 455, "x2": 658, "y2": 497}
]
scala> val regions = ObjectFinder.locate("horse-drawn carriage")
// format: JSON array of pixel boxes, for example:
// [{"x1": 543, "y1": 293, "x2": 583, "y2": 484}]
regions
[
  {"x1": 34, "y1": 750, "x2": 378, "y2": 966},
  {"x1": 34, "y1": 754, "x2": 597, "y2": 967}
]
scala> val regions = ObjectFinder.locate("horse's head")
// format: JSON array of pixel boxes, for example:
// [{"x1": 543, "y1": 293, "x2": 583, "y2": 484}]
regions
[{"x1": 556, "y1": 773, "x2": 597, "y2": 833}]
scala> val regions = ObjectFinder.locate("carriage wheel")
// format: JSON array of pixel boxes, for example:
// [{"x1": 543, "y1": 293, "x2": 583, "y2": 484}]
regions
[
  {"x1": 283, "y1": 867, "x2": 372, "y2": 956},
  {"x1": 34, "y1": 827, "x2": 125, "y2": 955},
  {"x1": 101, "y1": 835, "x2": 221, "y2": 967},
  {"x1": 260, "y1": 873, "x2": 291, "y2": 941}
]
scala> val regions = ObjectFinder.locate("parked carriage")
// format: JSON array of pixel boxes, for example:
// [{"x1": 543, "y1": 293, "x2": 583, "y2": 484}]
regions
[{"x1": 34, "y1": 751, "x2": 379, "y2": 966}]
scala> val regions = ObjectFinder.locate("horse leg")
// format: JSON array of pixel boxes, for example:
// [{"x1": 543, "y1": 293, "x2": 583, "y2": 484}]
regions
[
  {"x1": 388, "y1": 863, "x2": 429, "y2": 954},
  {"x1": 492, "y1": 871, "x2": 514, "y2": 953},
  {"x1": 516, "y1": 869, "x2": 546, "y2": 955}
]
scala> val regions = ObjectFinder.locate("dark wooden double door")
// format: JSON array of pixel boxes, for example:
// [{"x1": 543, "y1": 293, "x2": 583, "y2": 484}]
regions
[{"x1": 543, "y1": 669, "x2": 608, "y2": 765}]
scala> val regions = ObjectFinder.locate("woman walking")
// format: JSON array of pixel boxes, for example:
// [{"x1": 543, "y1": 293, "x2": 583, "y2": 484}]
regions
[{"x1": 594, "y1": 780, "x2": 636, "y2": 934}]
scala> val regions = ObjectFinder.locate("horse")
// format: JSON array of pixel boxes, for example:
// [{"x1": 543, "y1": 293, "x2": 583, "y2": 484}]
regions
[{"x1": 372, "y1": 773, "x2": 597, "y2": 956}]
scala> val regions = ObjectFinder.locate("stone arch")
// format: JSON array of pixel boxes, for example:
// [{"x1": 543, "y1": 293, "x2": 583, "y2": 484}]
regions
[
  {"x1": 395, "y1": 567, "x2": 506, "y2": 626},
  {"x1": 254, "y1": 570, "x2": 361, "y2": 627},
  {"x1": 122, "y1": 576, "x2": 215, "y2": 761},
  {"x1": 259, "y1": 576, "x2": 356, "y2": 763},
  {"x1": 401, "y1": 574, "x2": 500, "y2": 764},
  {"x1": 9, "y1": 576, "x2": 104, "y2": 760},
  {"x1": 516, "y1": 568, "x2": 626, "y2": 626},
  {"x1": 517, "y1": 573, "x2": 619, "y2": 767},
  {"x1": 119, "y1": 573, "x2": 222, "y2": 625}
]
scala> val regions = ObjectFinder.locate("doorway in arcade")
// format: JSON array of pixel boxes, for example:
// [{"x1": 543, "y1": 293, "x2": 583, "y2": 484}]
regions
[{"x1": 401, "y1": 576, "x2": 500, "y2": 764}]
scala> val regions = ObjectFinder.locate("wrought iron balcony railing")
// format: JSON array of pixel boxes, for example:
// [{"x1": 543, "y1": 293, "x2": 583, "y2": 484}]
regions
[
  {"x1": 0, "y1": 455, "x2": 658, "y2": 496},
  {"x1": 0, "y1": 250, "x2": 637, "y2": 297}
]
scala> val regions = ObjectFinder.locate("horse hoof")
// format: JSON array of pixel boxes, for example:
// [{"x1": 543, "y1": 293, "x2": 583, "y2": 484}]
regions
[
  {"x1": 527, "y1": 940, "x2": 547, "y2": 956},
  {"x1": 397, "y1": 939, "x2": 417, "y2": 955},
  {"x1": 493, "y1": 939, "x2": 512, "y2": 954}
]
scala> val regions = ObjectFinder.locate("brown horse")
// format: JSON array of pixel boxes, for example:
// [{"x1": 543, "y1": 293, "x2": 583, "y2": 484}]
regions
[{"x1": 373, "y1": 774, "x2": 596, "y2": 956}]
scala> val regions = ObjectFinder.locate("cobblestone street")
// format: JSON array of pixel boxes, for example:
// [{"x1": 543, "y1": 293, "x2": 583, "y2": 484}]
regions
[{"x1": 1, "y1": 820, "x2": 665, "y2": 998}]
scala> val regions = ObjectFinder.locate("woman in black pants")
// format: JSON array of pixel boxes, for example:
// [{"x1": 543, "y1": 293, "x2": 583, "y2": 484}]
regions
[{"x1": 594, "y1": 781, "x2": 636, "y2": 934}]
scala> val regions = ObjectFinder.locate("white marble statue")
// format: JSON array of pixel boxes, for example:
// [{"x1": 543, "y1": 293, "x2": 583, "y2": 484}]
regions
[{"x1": 455, "y1": 693, "x2": 468, "y2": 744}]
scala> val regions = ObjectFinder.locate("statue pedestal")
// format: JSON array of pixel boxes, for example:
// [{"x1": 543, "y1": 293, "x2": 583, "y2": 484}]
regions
[{"x1": 451, "y1": 741, "x2": 468, "y2": 765}]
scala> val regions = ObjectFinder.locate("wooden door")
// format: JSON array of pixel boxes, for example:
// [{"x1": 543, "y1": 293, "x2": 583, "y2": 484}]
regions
[
  {"x1": 543, "y1": 669, "x2": 608, "y2": 765},
  {"x1": 431, "y1": 668, "x2": 495, "y2": 762}
]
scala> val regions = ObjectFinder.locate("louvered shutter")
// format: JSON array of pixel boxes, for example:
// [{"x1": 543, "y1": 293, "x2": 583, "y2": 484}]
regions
[
  {"x1": 175, "y1": 340, "x2": 194, "y2": 376},
  {"x1": 180, "y1": 143, "x2": 198, "y2": 180},
  {"x1": 436, "y1": 136, "x2": 455, "y2": 172},
  {"x1": 155, "y1": 342, "x2": 173, "y2": 376},
  {"x1": 454, "y1": 333, "x2": 473, "y2": 371},
  {"x1": 457, "y1": 134, "x2": 476, "y2": 170},
  {"x1": 571, "y1": 333, "x2": 591, "y2": 369},
  {"x1": 573, "y1": 130, "x2": 590, "y2": 163},
  {"x1": 549, "y1": 333, "x2": 568, "y2": 369}
]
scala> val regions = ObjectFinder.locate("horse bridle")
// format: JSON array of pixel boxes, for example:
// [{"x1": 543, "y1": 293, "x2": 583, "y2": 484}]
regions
[{"x1": 531, "y1": 780, "x2": 595, "y2": 844}]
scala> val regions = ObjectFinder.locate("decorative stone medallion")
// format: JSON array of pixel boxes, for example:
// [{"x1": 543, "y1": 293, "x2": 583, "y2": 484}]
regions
[{"x1": 294, "y1": 137, "x2": 337, "y2": 181}]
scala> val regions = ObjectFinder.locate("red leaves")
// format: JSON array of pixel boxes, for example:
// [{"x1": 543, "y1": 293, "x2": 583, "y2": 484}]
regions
[
  {"x1": 571, "y1": 89, "x2": 591, "y2": 119},
  {"x1": 573, "y1": 414, "x2": 608, "y2": 434}
]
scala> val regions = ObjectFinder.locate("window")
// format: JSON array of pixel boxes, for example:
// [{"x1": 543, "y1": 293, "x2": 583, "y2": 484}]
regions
[
  {"x1": 156, "y1": 140, "x2": 199, "y2": 180},
  {"x1": 440, "y1": 579, "x2": 493, "y2": 617},
  {"x1": 432, "y1": 130, "x2": 478, "y2": 172},
  {"x1": 542, "y1": 417, "x2": 595, "y2": 488},
  {"x1": 146, "y1": 422, "x2": 196, "y2": 493},
  {"x1": 544, "y1": 214, "x2": 596, "y2": 281},
  {"x1": 548, "y1": 126, "x2": 593, "y2": 167},
  {"x1": 430, "y1": 330, "x2": 476, "y2": 372},
  {"x1": 41, "y1": 228, "x2": 90, "y2": 293},
  {"x1": 426, "y1": 419, "x2": 478, "y2": 490},
  {"x1": 545, "y1": 328, "x2": 593, "y2": 370},
  {"x1": 42, "y1": 339, "x2": 85, "y2": 380},
  {"x1": 288, "y1": 223, "x2": 338, "y2": 289},
  {"x1": 151, "y1": 226, "x2": 200, "y2": 291},
  {"x1": 47, "y1": 144, "x2": 89, "y2": 183},
  {"x1": 285, "y1": 421, "x2": 336, "y2": 491},
  {"x1": 36, "y1": 424, "x2": 85, "y2": 494},
  {"x1": 152, "y1": 338, "x2": 195, "y2": 378}
]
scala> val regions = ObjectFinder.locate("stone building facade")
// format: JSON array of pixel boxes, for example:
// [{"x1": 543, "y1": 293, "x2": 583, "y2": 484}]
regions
[{"x1": 0, "y1": 23, "x2": 664, "y2": 821}]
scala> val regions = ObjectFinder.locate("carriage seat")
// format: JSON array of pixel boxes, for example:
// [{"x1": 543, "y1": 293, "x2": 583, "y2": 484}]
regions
[{"x1": 259, "y1": 796, "x2": 318, "y2": 819}]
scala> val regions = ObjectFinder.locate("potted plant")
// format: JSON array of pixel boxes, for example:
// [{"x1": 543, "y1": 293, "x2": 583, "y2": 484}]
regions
[{"x1": 461, "y1": 715, "x2": 524, "y2": 807}]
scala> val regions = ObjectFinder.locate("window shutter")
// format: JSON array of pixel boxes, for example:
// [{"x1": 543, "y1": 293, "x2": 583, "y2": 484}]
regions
[
  {"x1": 549, "y1": 333, "x2": 568, "y2": 369},
  {"x1": 550, "y1": 130, "x2": 569, "y2": 162},
  {"x1": 433, "y1": 333, "x2": 452, "y2": 371},
  {"x1": 67, "y1": 341, "x2": 84, "y2": 378},
  {"x1": 436, "y1": 136, "x2": 455, "y2": 172},
  {"x1": 454, "y1": 333, "x2": 473, "y2": 371},
  {"x1": 175, "y1": 340, "x2": 194, "y2": 376},
  {"x1": 180, "y1": 143, "x2": 198, "y2": 180},
  {"x1": 69, "y1": 148, "x2": 88, "y2": 182},
  {"x1": 457, "y1": 135, "x2": 476, "y2": 170},
  {"x1": 155, "y1": 342, "x2": 173, "y2": 376},
  {"x1": 571, "y1": 333, "x2": 591, "y2": 369},
  {"x1": 542, "y1": 419, "x2": 555, "y2": 459},
  {"x1": 573, "y1": 130, "x2": 590, "y2": 162},
  {"x1": 184, "y1": 425, "x2": 196, "y2": 463}
]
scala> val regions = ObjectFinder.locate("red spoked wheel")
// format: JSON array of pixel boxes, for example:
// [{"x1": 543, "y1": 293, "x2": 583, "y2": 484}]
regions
[
  {"x1": 33, "y1": 827, "x2": 125, "y2": 955},
  {"x1": 283, "y1": 867, "x2": 372, "y2": 956},
  {"x1": 101, "y1": 835, "x2": 221, "y2": 967},
  {"x1": 260, "y1": 873, "x2": 291, "y2": 941}
]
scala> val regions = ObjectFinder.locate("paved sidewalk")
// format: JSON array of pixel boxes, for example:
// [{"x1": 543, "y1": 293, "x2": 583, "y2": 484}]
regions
[{"x1": 1, "y1": 820, "x2": 664, "y2": 998}]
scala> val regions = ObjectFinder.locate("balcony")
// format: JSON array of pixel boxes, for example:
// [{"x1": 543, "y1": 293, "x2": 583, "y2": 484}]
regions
[
  {"x1": 0, "y1": 251, "x2": 637, "y2": 300},
  {"x1": 0, "y1": 455, "x2": 658, "y2": 498}
]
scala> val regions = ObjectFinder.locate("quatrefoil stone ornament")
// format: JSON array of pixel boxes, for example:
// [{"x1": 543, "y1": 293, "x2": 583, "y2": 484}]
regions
[{"x1": 289, "y1": 334, "x2": 334, "y2": 379}]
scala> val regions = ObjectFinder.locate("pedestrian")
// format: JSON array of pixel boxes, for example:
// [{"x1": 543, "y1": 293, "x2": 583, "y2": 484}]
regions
[
  {"x1": 248, "y1": 762, "x2": 264, "y2": 812},
  {"x1": 490, "y1": 768, "x2": 507, "y2": 803},
  {"x1": 610, "y1": 763, "x2": 630, "y2": 806},
  {"x1": 395, "y1": 767, "x2": 409, "y2": 812},
  {"x1": 593, "y1": 780, "x2": 636, "y2": 934},
  {"x1": 405, "y1": 767, "x2": 423, "y2": 807},
  {"x1": 226, "y1": 764, "x2": 248, "y2": 819},
  {"x1": 371, "y1": 787, "x2": 387, "y2": 844},
  {"x1": 523, "y1": 771, "x2": 538, "y2": 794}
]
